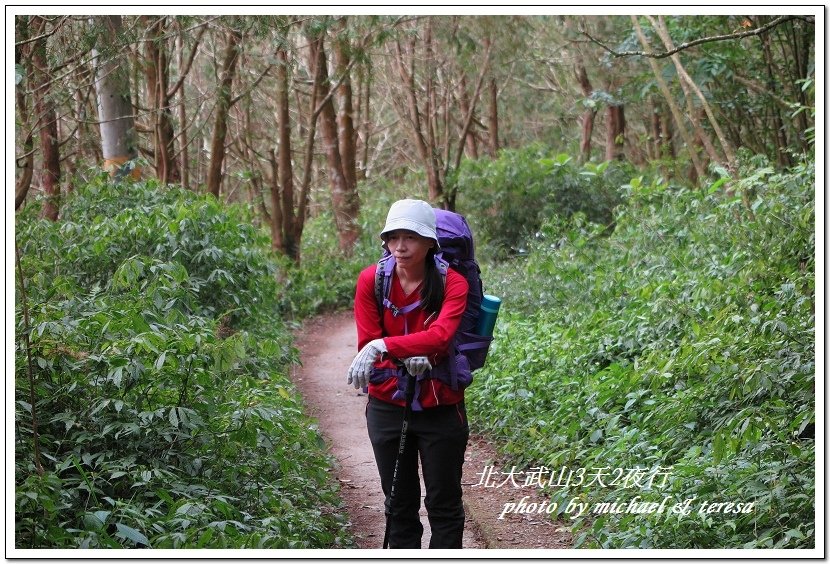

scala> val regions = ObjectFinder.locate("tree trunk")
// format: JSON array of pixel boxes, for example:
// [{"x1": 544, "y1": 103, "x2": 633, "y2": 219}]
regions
[
  {"x1": 92, "y1": 15, "x2": 139, "y2": 180},
  {"x1": 73, "y1": 65, "x2": 99, "y2": 172},
  {"x1": 647, "y1": 99, "x2": 660, "y2": 161},
  {"x1": 31, "y1": 16, "x2": 61, "y2": 220},
  {"x1": 333, "y1": 17, "x2": 358, "y2": 193},
  {"x1": 661, "y1": 103, "x2": 676, "y2": 159},
  {"x1": 176, "y1": 29, "x2": 190, "y2": 189},
  {"x1": 268, "y1": 150, "x2": 283, "y2": 248},
  {"x1": 15, "y1": 89, "x2": 34, "y2": 209},
  {"x1": 458, "y1": 75, "x2": 479, "y2": 159},
  {"x1": 605, "y1": 104, "x2": 625, "y2": 161},
  {"x1": 759, "y1": 16, "x2": 791, "y2": 168},
  {"x1": 273, "y1": 46, "x2": 300, "y2": 261},
  {"x1": 780, "y1": 18, "x2": 810, "y2": 150},
  {"x1": 356, "y1": 62, "x2": 371, "y2": 180},
  {"x1": 206, "y1": 28, "x2": 241, "y2": 198},
  {"x1": 142, "y1": 16, "x2": 181, "y2": 184},
  {"x1": 487, "y1": 76, "x2": 499, "y2": 158},
  {"x1": 575, "y1": 61, "x2": 596, "y2": 163},
  {"x1": 423, "y1": 19, "x2": 444, "y2": 203},
  {"x1": 15, "y1": 17, "x2": 34, "y2": 210},
  {"x1": 308, "y1": 31, "x2": 360, "y2": 253}
]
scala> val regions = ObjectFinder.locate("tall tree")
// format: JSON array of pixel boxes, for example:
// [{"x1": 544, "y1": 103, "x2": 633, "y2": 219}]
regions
[
  {"x1": 574, "y1": 56, "x2": 597, "y2": 163},
  {"x1": 333, "y1": 17, "x2": 358, "y2": 195},
  {"x1": 169, "y1": 18, "x2": 206, "y2": 190},
  {"x1": 15, "y1": 16, "x2": 34, "y2": 210},
  {"x1": 271, "y1": 42, "x2": 301, "y2": 260},
  {"x1": 307, "y1": 24, "x2": 361, "y2": 252},
  {"x1": 486, "y1": 73, "x2": 499, "y2": 157},
  {"x1": 175, "y1": 25, "x2": 190, "y2": 189},
  {"x1": 605, "y1": 101, "x2": 626, "y2": 161},
  {"x1": 141, "y1": 15, "x2": 181, "y2": 184},
  {"x1": 206, "y1": 25, "x2": 242, "y2": 197},
  {"x1": 31, "y1": 16, "x2": 61, "y2": 220},
  {"x1": 91, "y1": 15, "x2": 139, "y2": 180}
]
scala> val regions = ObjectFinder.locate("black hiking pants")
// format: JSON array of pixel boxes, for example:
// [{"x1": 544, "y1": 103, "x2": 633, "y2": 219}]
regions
[{"x1": 366, "y1": 396, "x2": 469, "y2": 549}]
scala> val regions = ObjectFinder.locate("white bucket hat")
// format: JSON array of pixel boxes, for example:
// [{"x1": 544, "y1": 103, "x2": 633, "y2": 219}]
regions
[{"x1": 380, "y1": 199, "x2": 440, "y2": 249}]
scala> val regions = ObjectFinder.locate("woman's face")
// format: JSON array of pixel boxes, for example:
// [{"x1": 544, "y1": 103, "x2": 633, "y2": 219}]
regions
[{"x1": 385, "y1": 230, "x2": 435, "y2": 268}]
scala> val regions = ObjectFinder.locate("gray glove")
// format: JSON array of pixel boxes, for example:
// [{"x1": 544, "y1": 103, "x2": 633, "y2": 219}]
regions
[
  {"x1": 347, "y1": 339, "x2": 387, "y2": 389},
  {"x1": 403, "y1": 356, "x2": 432, "y2": 376}
]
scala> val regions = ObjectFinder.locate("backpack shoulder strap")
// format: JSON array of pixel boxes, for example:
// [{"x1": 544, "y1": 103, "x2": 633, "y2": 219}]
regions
[
  {"x1": 434, "y1": 254, "x2": 449, "y2": 279},
  {"x1": 374, "y1": 255, "x2": 395, "y2": 321}
]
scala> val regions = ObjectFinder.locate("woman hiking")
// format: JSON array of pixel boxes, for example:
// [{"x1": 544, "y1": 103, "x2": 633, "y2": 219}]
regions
[{"x1": 347, "y1": 199, "x2": 470, "y2": 549}]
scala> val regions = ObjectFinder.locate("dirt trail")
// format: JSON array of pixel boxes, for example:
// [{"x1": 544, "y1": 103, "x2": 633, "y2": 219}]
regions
[{"x1": 291, "y1": 310, "x2": 571, "y2": 550}]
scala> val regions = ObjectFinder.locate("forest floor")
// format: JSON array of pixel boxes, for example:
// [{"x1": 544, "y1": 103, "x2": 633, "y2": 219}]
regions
[{"x1": 291, "y1": 310, "x2": 573, "y2": 550}]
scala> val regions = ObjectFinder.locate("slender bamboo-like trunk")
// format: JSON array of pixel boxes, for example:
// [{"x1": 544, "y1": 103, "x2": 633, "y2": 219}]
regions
[
  {"x1": 176, "y1": 30, "x2": 190, "y2": 189},
  {"x1": 423, "y1": 18, "x2": 444, "y2": 202},
  {"x1": 651, "y1": 16, "x2": 738, "y2": 174},
  {"x1": 295, "y1": 33, "x2": 323, "y2": 255},
  {"x1": 759, "y1": 16, "x2": 790, "y2": 167},
  {"x1": 631, "y1": 16, "x2": 706, "y2": 184}
]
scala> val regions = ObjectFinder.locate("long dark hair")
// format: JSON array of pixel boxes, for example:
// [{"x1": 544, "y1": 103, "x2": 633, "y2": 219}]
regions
[{"x1": 420, "y1": 249, "x2": 444, "y2": 315}]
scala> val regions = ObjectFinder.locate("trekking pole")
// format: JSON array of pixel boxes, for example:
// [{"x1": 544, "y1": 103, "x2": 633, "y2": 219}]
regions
[{"x1": 383, "y1": 368, "x2": 417, "y2": 549}]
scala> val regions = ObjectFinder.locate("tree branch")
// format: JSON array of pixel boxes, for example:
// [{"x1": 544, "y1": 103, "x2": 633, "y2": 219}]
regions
[
  {"x1": 450, "y1": 39, "x2": 493, "y2": 173},
  {"x1": 167, "y1": 23, "x2": 207, "y2": 99},
  {"x1": 14, "y1": 16, "x2": 70, "y2": 47},
  {"x1": 583, "y1": 15, "x2": 806, "y2": 59}
]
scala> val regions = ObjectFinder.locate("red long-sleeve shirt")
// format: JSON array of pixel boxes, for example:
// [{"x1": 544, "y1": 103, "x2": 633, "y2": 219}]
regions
[{"x1": 354, "y1": 263, "x2": 469, "y2": 408}]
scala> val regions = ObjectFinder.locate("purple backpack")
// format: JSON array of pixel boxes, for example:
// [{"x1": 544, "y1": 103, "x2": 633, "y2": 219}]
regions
[{"x1": 373, "y1": 209, "x2": 492, "y2": 407}]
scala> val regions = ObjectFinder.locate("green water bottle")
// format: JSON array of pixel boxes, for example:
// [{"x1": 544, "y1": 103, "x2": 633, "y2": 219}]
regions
[{"x1": 476, "y1": 295, "x2": 502, "y2": 337}]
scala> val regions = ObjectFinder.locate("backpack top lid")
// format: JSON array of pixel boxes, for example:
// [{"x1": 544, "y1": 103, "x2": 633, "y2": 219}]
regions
[
  {"x1": 434, "y1": 208, "x2": 475, "y2": 263},
  {"x1": 378, "y1": 208, "x2": 476, "y2": 263}
]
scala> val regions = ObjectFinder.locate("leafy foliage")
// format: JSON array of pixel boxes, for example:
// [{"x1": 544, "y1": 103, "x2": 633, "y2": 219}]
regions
[
  {"x1": 15, "y1": 179, "x2": 351, "y2": 549},
  {"x1": 468, "y1": 158, "x2": 815, "y2": 548},
  {"x1": 452, "y1": 144, "x2": 628, "y2": 256}
]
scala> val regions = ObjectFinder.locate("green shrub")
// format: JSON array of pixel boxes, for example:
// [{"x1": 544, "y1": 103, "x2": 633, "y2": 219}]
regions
[
  {"x1": 453, "y1": 144, "x2": 628, "y2": 256},
  {"x1": 15, "y1": 180, "x2": 351, "y2": 548},
  {"x1": 468, "y1": 159, "x2": 815, "y2": 548},
  {"x1": 21, "y1": 175, "x2": 279, "y2": 329}
]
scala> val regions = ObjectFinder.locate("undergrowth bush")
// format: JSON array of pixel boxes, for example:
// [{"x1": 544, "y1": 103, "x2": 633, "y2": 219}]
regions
[
  {"x1": 453, "y1": 144, "x2": 628, "y2": 256},
  {"x1": 468, "y1": 158, "x2": 815, "y2": 548},
  {"x1": 15, "y1": 178, "x2": 351, "y2": 549}
]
